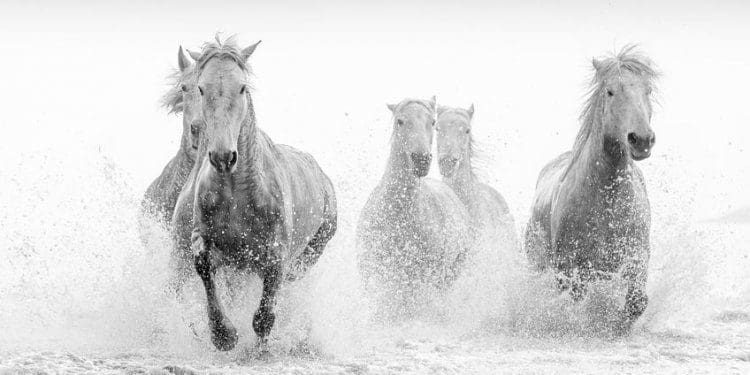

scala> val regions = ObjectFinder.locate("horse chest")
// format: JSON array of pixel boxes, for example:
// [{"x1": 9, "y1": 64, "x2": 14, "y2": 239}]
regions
[
  {"x1": 202, "y1": 193, "x2": 281, "y2": 268},
  {"x1": 556, "y1": 183, "x2": 646, "y2": 271}
]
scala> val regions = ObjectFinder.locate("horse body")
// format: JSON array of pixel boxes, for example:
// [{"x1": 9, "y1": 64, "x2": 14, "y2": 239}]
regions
[
  {"x1": 358, "y1": 170, "x2": 469, "y2": 286},
  {"x1": 528, "y1": 146, "x2": 651, "y2": 280},
  {"x1": 190, "y1": 127, "x2": 336, "y2": 276},
  {"x1": 436, "y1": 105, "x2": 517, "y2": 246},
  {"x1": 525, "y1": 46, "x2": 658, "y2": 328},
  {"x1": 172, "y1": 37, "x2": 336, "y2": 351},
  {"x1": 357, "y1": 98, "x2": 470, "y2": 316}
]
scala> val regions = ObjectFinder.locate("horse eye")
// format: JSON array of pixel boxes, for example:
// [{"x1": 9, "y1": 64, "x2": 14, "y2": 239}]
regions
[
  {"x1": 239, "y1": 85, "x2": 246, "y2": 95},
  {"x1": 396, "y1": 119, "x2": 404, "y2": 126},
  {"x1": 190, "y1": 124, "x2": 200, "y2": 135},
  {"x1": 181, "y1": 84, "x2": 188, "y2": 92},
  {"x1": 465, "y1": 128, "x2": 470, "y2": 134},
  {"x1": 198, "y1": 87, "x2": 204, "y2": 96},
  {"x1": 607, "y1": 89, "x2": 614, "y2": 97}
]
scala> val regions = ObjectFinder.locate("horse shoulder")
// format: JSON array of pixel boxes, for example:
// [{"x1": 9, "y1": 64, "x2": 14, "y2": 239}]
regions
[
  {"x1": 420, "y1": 178, "x2": 471, "y2": 237},
  {"x1": 477, "y1": 182, "x2": 510, "y2": 215}
]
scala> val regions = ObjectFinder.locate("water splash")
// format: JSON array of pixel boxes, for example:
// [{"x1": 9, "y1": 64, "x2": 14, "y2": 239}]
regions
[{"x1": 0, "y1": 141, "x2": 748, "y2": 373}]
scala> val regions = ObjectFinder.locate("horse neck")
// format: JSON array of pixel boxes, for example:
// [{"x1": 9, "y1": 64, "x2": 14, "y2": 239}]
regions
[
  {"x1": 444, "y1": 152, "x2": 476, "y2": 202},
  {"x1": 382, "y1": 146, "x2": 420, "y2": 200},
  {"x1": 567, "y1": 115, "x2": 632, "y2": 195},
  {"x1": 235, "y1": 98, "x2": 265, "y2": 191}
]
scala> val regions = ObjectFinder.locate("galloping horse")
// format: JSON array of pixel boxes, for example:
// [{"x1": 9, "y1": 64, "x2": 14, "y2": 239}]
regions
[
  {"x1": 435, "y1": 104, "x2": 518, "y2": 247},
  {"x1": 172, "y1": 36, "x2": 337, "y2": 351},
  {"x1": 142, "y1": 46, "x2": 202, "y2": 224},
  {"x1": 357, "y1": 97, "x2": 470, "y2": 317},
  {"x1": 525, "y1": 46, "x2": 658, "y2": 329}
]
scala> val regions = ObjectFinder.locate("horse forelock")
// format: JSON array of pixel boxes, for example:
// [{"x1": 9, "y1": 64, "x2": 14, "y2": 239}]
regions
[
  {"x1": 392, "y1": 99, "x2": 435, "y2": 118},
  {"x1": 563, "y1": 45, "x2": 659, "y2": 180},
  {"x1": 195, "y1": 34, "x2": 250, "y2": 73}
]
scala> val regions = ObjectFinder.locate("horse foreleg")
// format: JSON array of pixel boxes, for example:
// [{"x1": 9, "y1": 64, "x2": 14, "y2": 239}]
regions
[
  {"x1": 622, "y1": 256, "x2": 649, "y2": 327},
  {"x1": 192, "y1": 233, "x2": 238, "y2": 351},
  {"x1": 253, "y1": 262, "x2": 282, "y2": 346}
]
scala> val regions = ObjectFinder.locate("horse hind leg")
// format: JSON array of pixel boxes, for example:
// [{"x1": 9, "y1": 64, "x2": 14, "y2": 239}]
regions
[{"x1": 286, "y1": 215, "x2": 337, "y2": 282}]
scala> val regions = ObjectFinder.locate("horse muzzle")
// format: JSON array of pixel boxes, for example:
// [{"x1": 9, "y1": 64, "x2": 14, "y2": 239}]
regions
[
  {"x1": 209, "y1": 150, "x2": 238, "y2": 173},
  {"x1": 627, "y1": 132, "x2": 655, "y2": 161},
  {"x1": 438, "y1": 156, "x2": 459, "y2": 177},
  {"x1": 411, "y1": 152, "x2": 432, "y2": 178}
]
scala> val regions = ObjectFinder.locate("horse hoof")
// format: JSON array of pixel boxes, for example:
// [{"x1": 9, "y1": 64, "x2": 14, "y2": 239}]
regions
[
  {"x1": 253, "y1": 308, "x2": 276, "y2": 339},
  {"x1": 210, "y1": 321, "x2": 238, "y2": 351},
  {"x1": 253, "y1": 339, "x2": 273, "y2": 361}
]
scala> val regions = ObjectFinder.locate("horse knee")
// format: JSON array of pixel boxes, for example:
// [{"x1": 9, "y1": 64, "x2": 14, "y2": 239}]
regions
[
  {"x1": 194, "y1": 251, "x2": 211, "y2": 279},
  {"x1": 625, "y1": 288, "x2": 648, "y2": 320}
]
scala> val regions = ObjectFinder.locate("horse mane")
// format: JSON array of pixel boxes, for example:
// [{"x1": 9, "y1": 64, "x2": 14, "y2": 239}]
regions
[
  {"x1": 563, "y1": 45, "x2": 659, "y2": 179},
  {"x1": 160, "y1": 66, "x2": 197, "y2": 114}
]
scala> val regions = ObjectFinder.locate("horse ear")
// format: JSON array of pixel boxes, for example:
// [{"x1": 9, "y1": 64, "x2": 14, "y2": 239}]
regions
[
  {"x1": 242, "y1": 40, "x2": 262, "y2": 61},
  {"x1": 387, "y1": 103, "x2": 397, "y2": 112},
  {"x1": 177, "y1": 46, "x2": 192, "y2": 72},
  {"x1": 187, "y1": 49, "x2": 202, "y2": 62},
  {"x1": 467, "y1": 103, "x2": 474, "y2": 119},
  {"x1": 592, "y1": 58, "x2": 603, "y2": 71},
  {"x1": 429, "y1": 95, "x2": 437, "y2": 111}
]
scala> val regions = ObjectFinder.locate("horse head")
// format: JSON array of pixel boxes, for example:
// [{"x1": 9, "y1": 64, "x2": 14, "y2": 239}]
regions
[
  {"x1": 387, "y1": 96, "x2": 437, "y2": 178},
  {"x1": 436, "y1": 104, "x2": 474, "y2": 178},
  {"x1": 194, "y1": 38, "x2": 261, "y2": 173}
]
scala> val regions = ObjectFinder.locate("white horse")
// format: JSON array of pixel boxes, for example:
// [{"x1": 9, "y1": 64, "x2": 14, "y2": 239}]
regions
[
  {"x1": 172, "y1": 36, "x2": 337, "y2": 351},
  {"x1": 357, "y1": 97, "x2": 471, "y2": 318},
  {"x1": 436, "y1": 104, "x2": 518, "y2": 248},
  {"x1": 525, "y1": 46, "x2": 658, "y2": 330}
]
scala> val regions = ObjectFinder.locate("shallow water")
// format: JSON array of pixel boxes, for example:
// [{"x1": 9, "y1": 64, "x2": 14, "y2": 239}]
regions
[{"x1": 0, "y1": 143, "x2": 748, "y2": 375}]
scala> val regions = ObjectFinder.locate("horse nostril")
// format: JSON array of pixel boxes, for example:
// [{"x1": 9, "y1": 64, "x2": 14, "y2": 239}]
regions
[
  {"x1": 627, "y1": 133, "x2": 638, "y2": 146},
  {"x1": 228, "y1": 151, "x2": 238, "y2": 167},
  {"x1": 208, "y1": 150, "x2": 238, "y2": 172},
  {"x1": 650, "y1": 134, "x2": 656, "y2": 146}
]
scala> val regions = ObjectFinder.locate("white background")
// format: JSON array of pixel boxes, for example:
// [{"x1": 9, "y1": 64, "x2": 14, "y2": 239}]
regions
[{"x1": 0, "y1": 0, "x2": 748, "y2": 221}]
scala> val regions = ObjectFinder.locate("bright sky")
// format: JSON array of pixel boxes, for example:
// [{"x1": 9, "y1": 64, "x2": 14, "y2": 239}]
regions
[{"x1": 0, "y1": 0, "x2": 748, "y2": 221}]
